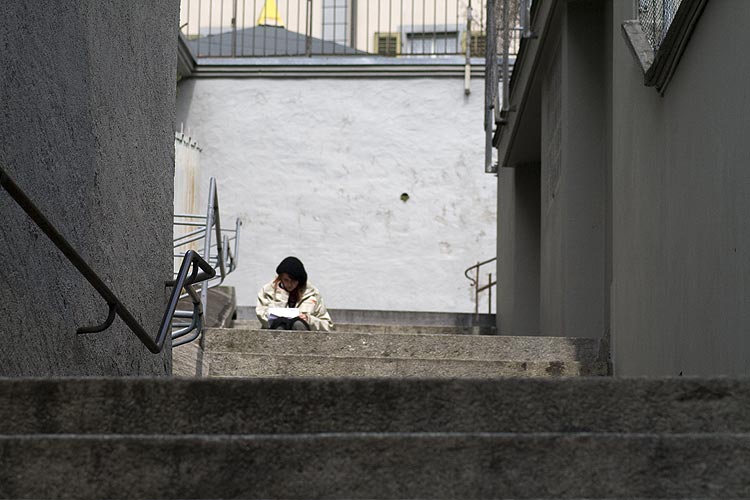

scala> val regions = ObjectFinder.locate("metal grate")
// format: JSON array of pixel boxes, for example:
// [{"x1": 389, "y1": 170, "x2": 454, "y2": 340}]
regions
[
  {"x1": 638, "y1": 0, "x2": 683, "y2": 51},
  {"x1": 463, "y1": 31, "x2": 486, "y2": 56},
  {"x1": 374, "y1": 32, "x2": 400, "y2": 55},
  {"x1": 180, "y1": 0, "x2": 509, "y2": 58}
]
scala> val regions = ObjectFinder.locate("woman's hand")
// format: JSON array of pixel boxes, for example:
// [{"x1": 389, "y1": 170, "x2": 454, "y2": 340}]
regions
[{"x1": 299, "y1": 313, "x2": 309, "y2": 322}]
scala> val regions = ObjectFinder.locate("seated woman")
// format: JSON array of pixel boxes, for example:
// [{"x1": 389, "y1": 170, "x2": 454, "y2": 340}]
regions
[{"x1": 256, "y1": 256, "x2": 334, "y2": 331}]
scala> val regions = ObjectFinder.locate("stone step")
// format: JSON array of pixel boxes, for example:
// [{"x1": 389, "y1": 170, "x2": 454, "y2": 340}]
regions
[
  {"x1": 204, "y1": 328, "x2": 606, "y2": 364},
  {"x1": 336, "y1": 323, "x2": 496, "y2": 335},
  {"x1": 3, "y1": 378, "x2": 750, "y2": 435},
  {"x1": 232, "y1": 318, "x2": 494, "y2": 335},
  {"x1": 206, "y1": 351, "x2": 598, "y2": 377},
  {"x1": 235, "y1": 306, "x2": 496, "y2": 328},
  {"x1": 2, "y1": 432, "x2": 750, "y2": 498}
]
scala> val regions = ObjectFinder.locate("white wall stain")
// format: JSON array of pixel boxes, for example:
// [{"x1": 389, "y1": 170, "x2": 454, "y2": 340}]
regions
[{"x1": 177, "y1": 77, "x2": 496, "y2": 313}]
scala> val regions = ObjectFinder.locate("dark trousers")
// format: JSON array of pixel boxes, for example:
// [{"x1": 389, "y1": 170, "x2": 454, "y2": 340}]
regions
[{"x1": 269, "y1": 317, "x2": 310, "y2": 331}]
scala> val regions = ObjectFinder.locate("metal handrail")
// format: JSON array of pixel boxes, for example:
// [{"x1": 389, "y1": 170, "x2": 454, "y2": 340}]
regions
[
  {"x1": 172, "y1": 177, "x2": 241, "y2": 347},
  {"x1": 464, "y1": 257, "x2": 497, "y2": 317},
  {"x1": 0, "y1": 165, "x2": 216, "y2": 354}
]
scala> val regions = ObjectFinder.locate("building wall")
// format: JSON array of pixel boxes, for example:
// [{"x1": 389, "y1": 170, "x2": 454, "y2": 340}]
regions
[
  {"x1": 175, "y1": 77, "x2": 496, "y2": 313},
  {"x1": 0, "y1": 1, "x2": 178, "y2": 376},
  {"x1": 611, "y1": 1, "x2": 750, "y2": 375},
  {"x1": 539, "y1": 1, "x2": 608, "y2": 339},
  {"x1": 175, "y1": 133, "x2": 203, "y2": 219},
  {"x1": 174, "y1": 133, "x2": 204, "y2": 275},
  {"x1": 497, "y1": 163, "x2": 540, "y2": 335}
]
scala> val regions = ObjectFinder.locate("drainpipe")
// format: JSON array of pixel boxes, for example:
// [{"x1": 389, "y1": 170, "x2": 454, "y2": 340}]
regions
[{"x1": 464, "y1": 1, "x2": 473, "y2": 95}]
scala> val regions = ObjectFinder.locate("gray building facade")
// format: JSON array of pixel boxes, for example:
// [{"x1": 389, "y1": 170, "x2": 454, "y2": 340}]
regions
[
  {"x1": 495, "y1": 0, "x2": 750, "y2": 376},
  {"x1": 0, "y1": 1, "x2": 179, "y2": 376}
]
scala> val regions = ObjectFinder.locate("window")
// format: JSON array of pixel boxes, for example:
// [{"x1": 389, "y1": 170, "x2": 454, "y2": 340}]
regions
[
  {"x1": 406, "y1": 30, "x2": 458, "y2": 55},
  {"x1": 462, "y1": 31, "x2": 487, "y2": 56},
  {"x1": 322, "y1": 0, "x2": 350, "y2": 46}
]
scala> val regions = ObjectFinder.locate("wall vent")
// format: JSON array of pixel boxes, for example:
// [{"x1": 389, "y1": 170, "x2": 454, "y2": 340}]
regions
[
  {"x1": 374, "y1": 32, "x2": 400, "y2": 56},
  {"x1": 462, "y1": 31, "x2": 487, "y2": 56}
]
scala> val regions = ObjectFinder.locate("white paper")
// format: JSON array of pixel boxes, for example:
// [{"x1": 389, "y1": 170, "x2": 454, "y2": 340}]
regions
[{"x1": 268, "y1": 307, "x2": 300, "y2": 319}]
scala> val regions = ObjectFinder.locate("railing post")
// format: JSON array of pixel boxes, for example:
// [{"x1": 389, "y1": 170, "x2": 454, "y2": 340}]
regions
[
  {"x1": 500, "y1": 0, "x2": 510, "y2": 118},
  {"x1": 201, "y1": 178, "x2": 217, "y2": 317},
  {"x1": 488, "y1": 272, "x2": 492, "y2": 314},
  {"x1": 305, "y1": 0, "x2": 313, "y2": 56},
  {"x1": 350, "y1": 0, "x2": 358, "y2": 50},
  {"x1": 233, "y1": 218, "x2": 242, "y2": 270},
  {"x1": 474, "y1": 263, "x2": 480, "y2": 318},
  {"x1": 231, "y1": 0, "x2": 238, "y2": 57},
  {"x1": 520, "y1": 0, "x2": 530, "y2": 38},
  {"x1": 464, "y1": 1, "x2": 472, "y2": 95}
]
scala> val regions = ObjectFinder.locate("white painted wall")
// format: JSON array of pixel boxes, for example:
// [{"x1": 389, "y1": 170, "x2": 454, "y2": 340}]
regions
[
  {"x1": 176, "y1": 77, "x2": 496, "y2": 313},
  {"x1": 174, "y1": 131, "x2": 202, "y2": 218},
  {"x1": 173, "y1": 131, "x2": 203, "y2": 274}
]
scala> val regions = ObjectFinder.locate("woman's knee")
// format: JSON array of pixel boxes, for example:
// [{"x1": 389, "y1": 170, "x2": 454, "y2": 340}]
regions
[{"x1": 291, "y1": 319, "x2": 310, "y2": 331}]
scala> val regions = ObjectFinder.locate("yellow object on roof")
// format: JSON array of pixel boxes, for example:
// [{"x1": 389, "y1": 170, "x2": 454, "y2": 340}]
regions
[{"x1": 257, "y1": 0, "x2": 285, "y2": 27}]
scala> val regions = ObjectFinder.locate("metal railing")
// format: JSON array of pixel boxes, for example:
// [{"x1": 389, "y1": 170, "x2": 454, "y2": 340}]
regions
[
  {"x1": 484, "y1": 0, "x2": 531, "y2": 173},
  {"x1": 180, "y1": 0, "x2": 507, "y2": 58},
  {"x1": 172, "y1": 177, "x2": 242, "y2": 347},
  {"x1": 638, "y1": 0, "x2": 683, "y2": 52},
  {"x1": 464, "y1": 256, "x2": 496, "y2": 317},
  {"x1": 0, "y1": 166, "x2": 215, "y2": 354}
]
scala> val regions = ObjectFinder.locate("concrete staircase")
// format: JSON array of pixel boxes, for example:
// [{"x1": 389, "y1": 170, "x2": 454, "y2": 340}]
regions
[
  {"x1": 8, "y1": 306, "x2": 740, "y2": 497},
  {"x1": 191, "y1": 308, "x2": 609, "y2": 378},
  {"x1": 203, "y1": 324, "x2": 609, "y2": 377},
  {"x1": 3, "y1": 376, "x2": 750, "y2": 498}
]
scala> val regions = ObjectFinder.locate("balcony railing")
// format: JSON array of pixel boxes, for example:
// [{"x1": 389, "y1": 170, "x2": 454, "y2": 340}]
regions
[
  {"x1": 180, "y1": 0, "x2": 506, "y2": 58},
  {"x1": 638, "y1": 0, "x2": 683, "y2": 52}
]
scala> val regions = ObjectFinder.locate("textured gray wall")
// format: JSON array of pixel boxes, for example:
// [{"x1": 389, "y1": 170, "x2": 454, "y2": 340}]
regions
[
  {"x1": 497, "y1": 164, "x2": 540, "y2": 336},
  {"x1": 539, "y1": 2, "x2": 607, "y2": 339},
  {"x1": 0, "y1": 1, "x2": 178, "y2": 375},
  {"x1": 611, "y1": 1, "x2": 750, "y2": 375}
]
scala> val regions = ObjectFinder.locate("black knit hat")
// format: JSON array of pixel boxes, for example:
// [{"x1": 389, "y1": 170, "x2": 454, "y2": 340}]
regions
[{"x1": 276, "y1": 256, "x2": 307, "y2": 283}]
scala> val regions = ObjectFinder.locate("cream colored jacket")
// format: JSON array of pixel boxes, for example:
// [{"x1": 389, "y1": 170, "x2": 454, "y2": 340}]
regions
[{"x1": 255, "y1": 280, "x2": 334, "y2": 331}]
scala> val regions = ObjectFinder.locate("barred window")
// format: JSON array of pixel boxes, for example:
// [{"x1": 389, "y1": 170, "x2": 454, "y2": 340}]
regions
[
  {"x1": 322, "y1": 0, "x2": 350, "y2": 47},
  {"x1": 638, "y1": 0, "x2": 683, "y2": 51},
  {"x1": 407, "y1": 31, "x2": 459, "y2": 55}
]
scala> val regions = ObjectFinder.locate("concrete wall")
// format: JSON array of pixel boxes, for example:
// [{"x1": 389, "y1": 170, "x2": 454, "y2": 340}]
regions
[
  {"x1": 0, "y1": 1, "x2": 178, "y2": 376},
  {"x1": 497, "y1": 164, "x2": 540, "y2": 335},
  {"x1": 610, "y1": 1, "x2": 750, "y2": 375},
  {"x1": 539, "y1": 1, "x2": 608, "y2": 339},
  {"x1": 176, "y1": 77, "x2": 496, "y2": 313}
]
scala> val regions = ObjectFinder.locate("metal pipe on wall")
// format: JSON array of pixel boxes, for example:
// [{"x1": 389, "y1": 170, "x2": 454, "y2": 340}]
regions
[
  {"x1": 464, "y1": 1, "x2": 472, "y2": 95},
  {"x1": 484, "y1": 0, "x2": 497, "y2": 172}
]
